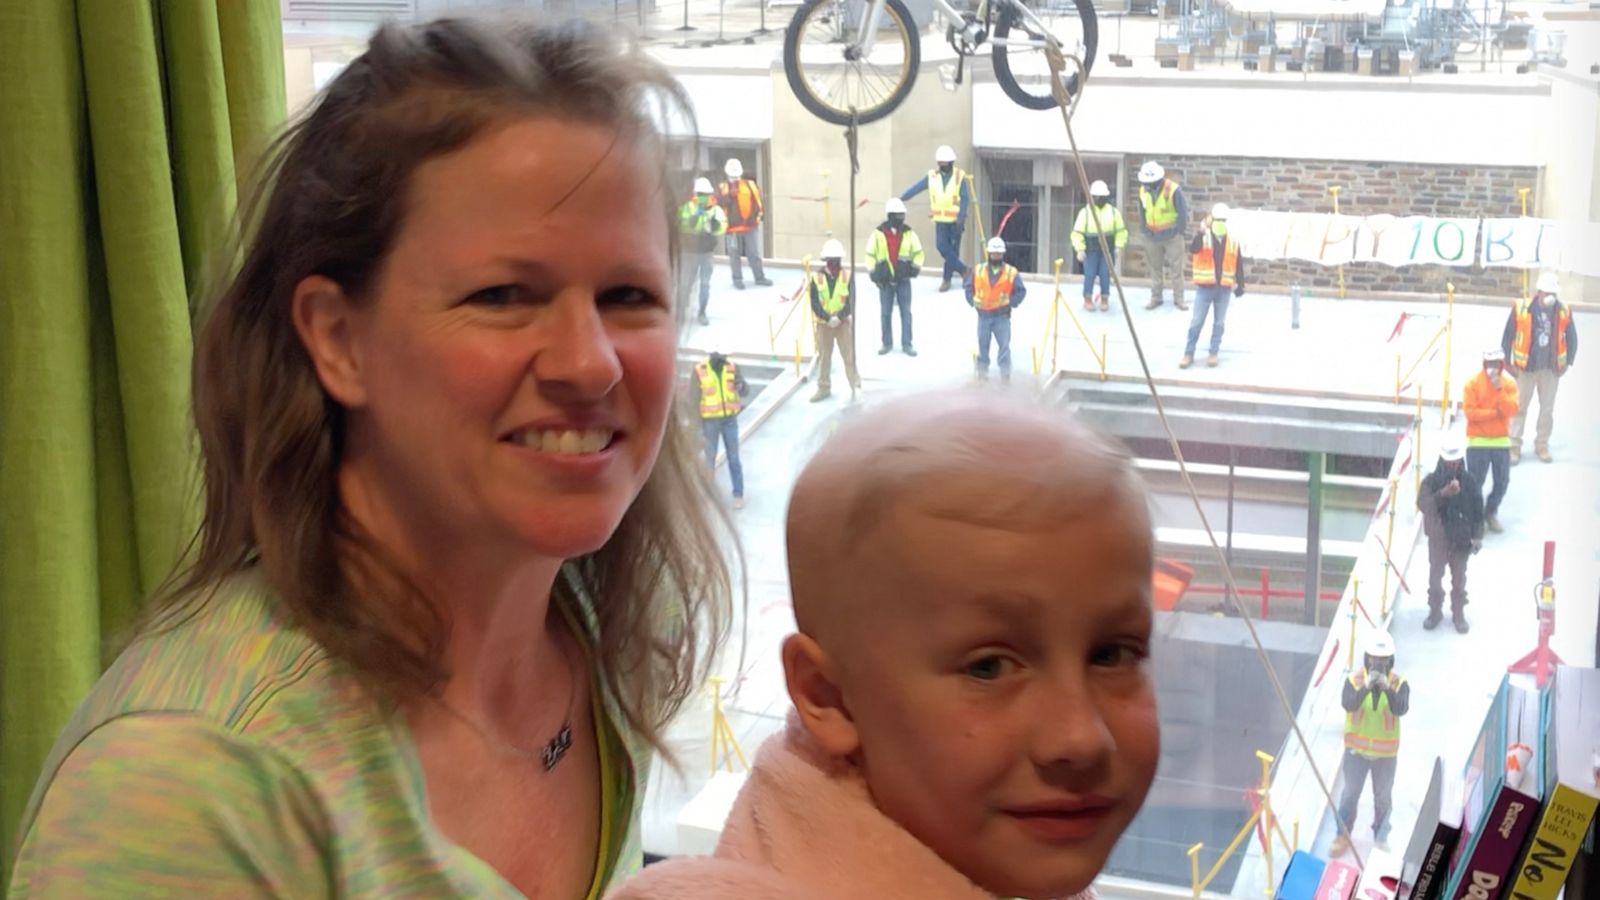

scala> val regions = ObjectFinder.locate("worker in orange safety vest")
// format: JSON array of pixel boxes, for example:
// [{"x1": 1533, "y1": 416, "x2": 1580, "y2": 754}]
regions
[
  {"x1": 1500, "y1": 271, "x2": 1578, "y2": 465},
  {"x1": 718, "y1": 158, "x2": 773, "y2": 290},
  {"x1": 1181, "y1": 203, "x2": 1245, "y2": 370},
  {"x1": 1462, "y1": 349, "x2": 1519, "y2": 534},
  {"x1": 965, "y1": 236, "x2": 1027, "y2": 383}
]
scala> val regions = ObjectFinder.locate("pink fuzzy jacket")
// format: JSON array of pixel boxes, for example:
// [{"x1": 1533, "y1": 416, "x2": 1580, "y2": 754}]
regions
[{"x1": 608, "y1": 716, "x2": 1097, "y2": 900}]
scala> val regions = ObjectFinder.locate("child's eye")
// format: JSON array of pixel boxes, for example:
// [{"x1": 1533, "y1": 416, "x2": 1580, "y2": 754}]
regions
[
  {"x1": 1090, "y1": 642, "x2": 1148, "y2": 669},
  {"x1": 964, "y1": 655, "x2": 1016, "y2": 681}
]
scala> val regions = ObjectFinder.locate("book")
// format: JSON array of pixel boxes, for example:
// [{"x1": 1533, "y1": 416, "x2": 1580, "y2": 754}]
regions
[
  {"x1": 1400, "y1": 759, "x2": 1464, "y2": 900},
  {"x1": 1505, "y1": 665, "x2": 1600, "y2": 900},
  {"x1": 1275, "y1": 849, "x2": 1328, "y2": 900},
  {"x1": 1316, "y1": 859, "x2": 1361, "y2": 900},
  {"x1": 1447, "y1": 782, "x2": 1541, "y2": 900},
  {"x1": 1353, "y1": 847, "x2": 1402, "y2": 899}
]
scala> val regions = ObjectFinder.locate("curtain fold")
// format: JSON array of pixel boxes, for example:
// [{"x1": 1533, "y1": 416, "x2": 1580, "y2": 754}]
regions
[{"x1": 0, "y1": 1, "x2": 284, "y2": 876}]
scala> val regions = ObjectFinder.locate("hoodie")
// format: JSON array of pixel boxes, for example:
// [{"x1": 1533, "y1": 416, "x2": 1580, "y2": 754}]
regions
[{"x1": 1417, "y1": 460, "x2": 1485, "y2": 550}]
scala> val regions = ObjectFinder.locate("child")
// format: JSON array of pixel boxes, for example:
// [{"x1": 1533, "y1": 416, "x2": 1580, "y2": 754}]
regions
[{"x1": 613, "y1": 391, "x2": 1160, "y2": 900}]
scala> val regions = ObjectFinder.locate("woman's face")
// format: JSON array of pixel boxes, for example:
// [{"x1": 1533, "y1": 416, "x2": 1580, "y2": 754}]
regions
[{"x1": 331, "y1": 117, "x2": 677, "y2": 563}]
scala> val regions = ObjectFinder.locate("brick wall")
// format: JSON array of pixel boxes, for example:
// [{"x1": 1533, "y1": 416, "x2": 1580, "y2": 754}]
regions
[{"x1": 1118, "y1": 155, "x2": 1539, "y2": 296}]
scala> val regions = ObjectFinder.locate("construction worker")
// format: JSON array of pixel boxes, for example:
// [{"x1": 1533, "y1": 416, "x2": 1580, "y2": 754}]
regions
[
  {"x1": 693, "y1": 351, "x2": 749, "y2": 509},
  {"x1": 809, "y1": 239, "x2": 861, "y2": 402},
  {"x1": 679, "y1": 177, "x2": 728, "y2": 326},
  {"x1": 867, "y1": 197, "x2": 925, "y2": 356},
  {"x1": 1417, "y1": 431, "x2": 1483, "y2": 634},
  {"x1": 718, "y1": 158, "x2": 773, "y2": 290},
  {"x1": 900, "y1": 145, "x2": 972, "y2": 292},
  {"x1": 1462, "y1": 349, "x2": 1519, "y2": 533},
  {"x1": 1330, "y1": 631, "x2": 1410, "y2": 857},
  {"x1": 1181, "y1": 203, "x2": 1245, "y2": 369},
  {"x1": 1136, "y1": 161, "x2": 1191, "y2": 311},
  {"x1": 1071, "y1": 180, "x2": 1128, "y2": 311},
  {"x1": 965, "y1": 236, "x2": 1026, "y2": 383},
  {"x1": 1502, "y1": 271, "x2": 1578, "y2": 464}
]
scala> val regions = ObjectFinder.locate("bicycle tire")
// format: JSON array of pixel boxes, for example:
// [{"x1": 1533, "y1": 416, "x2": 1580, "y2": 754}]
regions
[
  {"x1": 783, "y1": 0, "x2": 921, "y2": 126},
  {"x1": 990, "y1": 0, "x2": 1098, "y2": 111}
]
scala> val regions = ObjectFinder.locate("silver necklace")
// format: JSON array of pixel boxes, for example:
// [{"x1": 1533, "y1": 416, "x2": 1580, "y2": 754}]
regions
[{"x1": 433, "y1": 630, "x2": 579, "y2": 771}]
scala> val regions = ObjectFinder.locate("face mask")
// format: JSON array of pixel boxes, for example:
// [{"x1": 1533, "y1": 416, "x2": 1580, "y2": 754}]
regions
[
  {"x1": 1096, "y1": 198, "x2": 1110, "y2": 207},
  {"x1": 888, "y1": 214, "x2": 905, "y2": 228},
  {"x1": 938, "y1": 163, "x2": 953, "y2": 175},
  {"x1": 1211, "y1": 221, "x2": 1228, "y2": 237},
  {"x1": 988, "y1": 254, "x2": 1004, "y2": 266},
  {"x1": 697, "y1": 194, "x2": 712, "y2": 206},
  {"x1": 826, "y1": 260, "x2": 841, "y2": 274},
  {"x1": 1542, "y1": 293, "x2": 1558, "y2": 307}
]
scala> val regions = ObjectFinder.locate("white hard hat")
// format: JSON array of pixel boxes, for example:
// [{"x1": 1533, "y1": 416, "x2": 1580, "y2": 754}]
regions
[
  {"x1": 820, "y1": 238, "x2": 845, "y2": 259},
  {"x1": 724, "y1": 158, "x2": 743, "y2": 179},
  {"x1": 1439, "y1": 432, "x2": 1466, "y2": 462},
  {"x1": 1365, "y1": 631, "x2": 1395, "y2": 659},
  {"x1": 1536, "y1": 271, "x2": 1559, "y2": 296},
  {"x1": 986, "y1": 236, "x2": 1006, "y2": 254},
  {"x1": 1138, "y1": 161, "x2": 1165, "y2": 183},
  {"x1": 1211, "y1": 202, "x2": 1230, "y2": 219},
  {"x1": 693, "y1": 177, "x2": 714, "y2": 194},
  {"x1": 935, "y1": 145, "x2": 957, "y2": 163},
  {"x1": 1483, "y1": 348, "x2": 1505, "y2": 365},
  {"x1": 885, "y1": 197, "x2": 907, "y2": 215},
  {"x1": 1089, "y1": 180, "x2": 1110, "y2": 198}
]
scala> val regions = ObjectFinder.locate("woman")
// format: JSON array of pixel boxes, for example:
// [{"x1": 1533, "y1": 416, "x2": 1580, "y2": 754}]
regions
[{"x1": 9, "y1": 18, "x2": 730, "y2": 898}]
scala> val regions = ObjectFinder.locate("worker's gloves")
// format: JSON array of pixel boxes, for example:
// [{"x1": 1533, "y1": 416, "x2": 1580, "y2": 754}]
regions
[
  {"x1": 1233, "y1": 285, "x2": 1246, "y2": 298},
  {"x1": 828, "y1": 316, "x2": 841, "y2": 328},
  {"x1": 1471, "y1": 538, "x2": 1483, "y2": 554},
  {"x1": 1367, "y1": 671, "x2": 1384, "y2": 689},
  {"x1": 1076, "y1": 252, "x2": 1086, "y2": 263}
]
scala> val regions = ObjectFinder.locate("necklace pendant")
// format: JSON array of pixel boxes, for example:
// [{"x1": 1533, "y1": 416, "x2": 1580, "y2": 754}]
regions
[{"x1": 542, "y1": 723, "x2": 573, "y2": 770}]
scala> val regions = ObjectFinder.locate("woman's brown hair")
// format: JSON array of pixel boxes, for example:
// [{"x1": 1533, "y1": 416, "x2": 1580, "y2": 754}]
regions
[{"x1": 165, "y1": 17, "x2": 732, "y2": 750}]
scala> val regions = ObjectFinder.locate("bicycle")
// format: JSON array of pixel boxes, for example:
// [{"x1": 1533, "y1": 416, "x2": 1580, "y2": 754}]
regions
[{"x1": 782, "y1": 0, "x2": 1098, "y2": 125}]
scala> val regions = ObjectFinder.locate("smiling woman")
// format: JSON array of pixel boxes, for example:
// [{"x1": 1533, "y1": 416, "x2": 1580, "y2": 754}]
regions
[{"x1": 8, "y1": 18, "x2": 732, "y2": 899}]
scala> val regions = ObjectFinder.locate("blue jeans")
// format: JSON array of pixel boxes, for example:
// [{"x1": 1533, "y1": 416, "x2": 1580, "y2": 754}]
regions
[
  {"x1": 878, "y1": 280, "x2": 913, "y2": 349},
  {"x1": 1082, "y1": 247, "x2": 1114, "y2": 297},
  {"x1": 726, "y1": 229, "x2": 767, "y2": 285},
  {"x1": 679, "y1": 252, "x2": 714, "y2": 315},
  {"x1": 976, "y1": 312, "x2": 1012, "y2": 378},
  {"x1": 701, "y1": 416, "x2": 743, "y2": 498},
  {"x1": 935, "y1": 221, "x2": 969, "y2": 281},
  {"x1": 1467, "y1": 446, "x2": 1509, "y2": 516},
  {"x1": 1185, "y1": 285, "x2": 1231, "y2": 356},
  {"x1": 1337, "y1": 750, "x2": 1396, "y2": 841}
]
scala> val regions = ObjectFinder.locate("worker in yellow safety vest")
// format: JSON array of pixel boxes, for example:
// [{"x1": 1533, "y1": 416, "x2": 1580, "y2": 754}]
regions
[
  {"x1": 1500, "y1": 271, "x2": 1579, "y2": 465},
  {"x1": 1181, "y1": 203, "x2": 1246, "y2": 370},
  {"x1": 867, "y1": 197, "x2": 925, "y2": 356},
  {"x1": 718, "y1": 158, "x2": 773, "y2": 290},
  {"x1": 1135, "y1": 160, "x2": 1191, "y2": 311},
  {"x1": 679, "y1": 177, "x2": 728, "y2": 326},
  {"x1": 809, "y1": 240, "x2": 861, "y2": 402},
  {"x1": 1331, "y1": 631, "x2": 1409, "y2": 858},
  {"x1": 965, "y1": 236, "x2": 1027, "y2": 383},
  {"x1": 1071, "y1": 180, "x2": 1128, "y2": 312},
  {"x1": 692, "y1": 352, "x2": 749, "y2": 508},
  {"x1": 899, "y1": 145, "x2": 973, "y2": 292}
]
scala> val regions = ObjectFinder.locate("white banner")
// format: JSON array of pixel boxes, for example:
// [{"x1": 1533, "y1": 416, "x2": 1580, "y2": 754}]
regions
[
  {"x1": 1228, "y1": 211, "x2": 1482, "y2": 267},
  {"x1": 1478, "y1": 218, "x2": 1600, "y2": 278}
]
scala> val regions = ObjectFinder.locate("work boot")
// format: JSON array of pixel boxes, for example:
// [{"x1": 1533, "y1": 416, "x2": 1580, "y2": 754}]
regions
[
  {"x1": 1374, "y1": 834, "x2": 1391, "y2": 853},
  {"x1": 733, "y1": 496, "x2": 746, "y2": 510},
  {"x1": 1486, "y1": 513, "x2": 1504, "y2": 533},
  {"x1": 733, "y1": 281, "x2": 746, "y2": 290},
  {"x1": 903, "y1": 346, "x2": 917, "y2": 357},
  {"x1": 809, "y1": 389, "x2": 831, "y2": 403},
  {"x1": 1179, "y1": 354, "x2": 1193, "y2": 369},
  {"x1": 1536, "y1": 446, "x2": 1553, "y2": 463},
  {"x1": 1509, "y1": 446, "x2": 1521, "y2": 465},
  {"x1": 1423, "y1": 608, "x2": 1443, "y2": 630},
  {"x1": 1084, "y1": 296, "x2": 1096, "y2": 311},
  {"x1": 1453, "y1": 611, "x2": 1470, "y2": 634},
  {"x1": 1175, "y1": 298, "x2": 1190, "y2": 311},
  {"x1": 878, "y1": 345, "x2": 893, "y2": 356},
  {"x1": 1329, "y1": 835, "x2": 1351, "y2": 858},
  {"x1": 755, "y1": 277, "x2": 774, "y2": 287},
  {"x1": 1207, "y1": 354, "x2": 1219, "y2": 367},
  {"x1": 697, "y1": 313, "x2": 710, "y2": 326},
  {"x1": 1099, "y1": 294, "x2": 1110, "y2": 311},
  {"x1": 1145, "y1": 297, "x2": 1164, "y2": 310},
  {"x1": 939, "y1": 277, "x2": 952, "y2": 293}
]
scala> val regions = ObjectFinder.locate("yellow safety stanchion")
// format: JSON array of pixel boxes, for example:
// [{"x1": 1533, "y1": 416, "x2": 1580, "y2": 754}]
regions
[
  {"x1": 1347, "y1": 577, "x2": 1360, "y2": 671},
  {"x1": 1414, "y1": 383, "x2": 1424, "y2": 496},
  {"x1": 1382, "y1": 479, "x2": 1397, "y2": 619},
  {"x1": 1441, "y1": 283, "x2": 1454, "y2": 426},
  {"x1": 1517, "y1": 187, "x2": 1531, "y2": 300},
  {"x1": 965, "y1": 172, "x2": 986, "y2": 248},
  {"x1": 1329, "y1": 185, "x2": 1345, "y2": 300},
  {"x1": 1101, "y1": 333, "x2": 1108, "y2": 382},
  {"x1": 1031, "y1": 346, "x2": 1040, "y2": 377},
  {"x1": 707, "y1": 675, "x2": 748, "y2": 775},
  {"x1": 1187, "y1": 843, "x2": 1203, "y2": 898},
  {"x1": 1257, "y1": 750, "x2": 1276, "y2": 899},
  {"x1": 1049, "y1": 258, "x2": 1065, "y2": 372}
]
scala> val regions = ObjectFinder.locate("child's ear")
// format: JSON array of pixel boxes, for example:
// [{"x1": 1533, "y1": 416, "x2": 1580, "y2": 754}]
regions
[{"x1": 782, "y1": 633, "x2": 859, "y2": 758}]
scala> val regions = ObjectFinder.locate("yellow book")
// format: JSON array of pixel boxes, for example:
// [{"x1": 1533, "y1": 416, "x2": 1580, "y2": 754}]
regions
[{"x1": 1507, "y1": 667, "x2": 1600, "y2": 900}]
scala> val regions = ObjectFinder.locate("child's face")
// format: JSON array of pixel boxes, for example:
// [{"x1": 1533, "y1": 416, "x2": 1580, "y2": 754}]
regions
[{"x1": 835, "y1": 489, "x2": 1158, "y2": 899}]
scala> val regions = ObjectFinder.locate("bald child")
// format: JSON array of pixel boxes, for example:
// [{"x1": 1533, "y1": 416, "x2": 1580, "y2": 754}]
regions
[{"x1": 613, "y1": 391, "x2": 1160, "y2": 900}]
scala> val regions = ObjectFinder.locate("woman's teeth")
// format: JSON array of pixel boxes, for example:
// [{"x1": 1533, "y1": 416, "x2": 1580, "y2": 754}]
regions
[{"x1": 516, "y1": 428, "x2": 614, "y2": 455}]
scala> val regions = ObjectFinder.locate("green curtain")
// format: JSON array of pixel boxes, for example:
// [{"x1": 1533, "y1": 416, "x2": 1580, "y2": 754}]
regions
[{"x1": 0, "y1": 1, "x2": 285, "y2": 874}]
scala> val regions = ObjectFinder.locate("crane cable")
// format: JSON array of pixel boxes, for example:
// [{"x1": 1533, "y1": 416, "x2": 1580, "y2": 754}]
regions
[{"x1": 1043, "y1": 44, "x2": 1364, "y2": 874}]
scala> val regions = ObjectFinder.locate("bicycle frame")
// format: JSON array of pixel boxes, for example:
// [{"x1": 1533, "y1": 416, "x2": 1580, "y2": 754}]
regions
[{"x1": 849, "y1": 0, "x2": 1066, "y2": 60}]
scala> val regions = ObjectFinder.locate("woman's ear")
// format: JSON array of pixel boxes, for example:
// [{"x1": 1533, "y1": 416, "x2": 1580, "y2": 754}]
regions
[
  {"x1": 782, "y1": 633, "x2": 860, "y2": 758},
  {"x1": 291, "y1": 274, "x2": 368, "y2": 408}
]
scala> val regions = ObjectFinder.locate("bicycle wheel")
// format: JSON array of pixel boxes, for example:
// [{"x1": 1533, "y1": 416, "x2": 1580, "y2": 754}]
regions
[
  {"x1": 783, "y1": 0, "x2": 921, "y2": 126},
  {"x1": 990, "y1": 0, "x2": 1098, "y2": 111}
]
